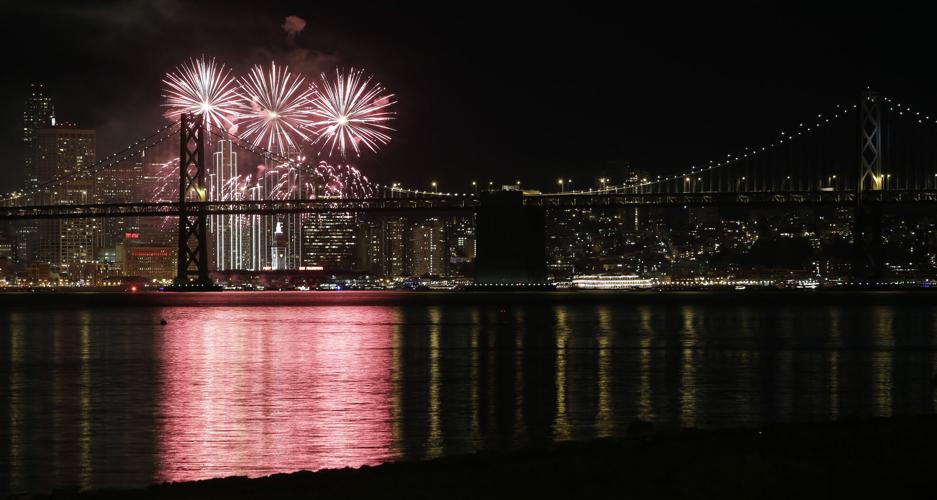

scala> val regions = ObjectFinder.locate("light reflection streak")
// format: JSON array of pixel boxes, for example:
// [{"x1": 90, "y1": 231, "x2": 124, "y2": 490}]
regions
[
  {"x1": 52, "y1": 316, "x2": 64, "y2": 486},
  {"x1": 7, "y1": 313, "x2": 25, "y2": 494},
  {"x1": 872, "y1": 306, "x2": 894, "y2": 417},
  {"x1": 426, "y1": 307, "x2": 442, "y2": 458},
  {"x1": 553, "y1": 306, "x2": 571, "y2": 441},
  {"x1": 679, "y1": 306, "x2": 698, "y2": 428},
  {"x1": 595, "y1": 306, "x2": 613, "y2": 437},
  {"x1": 79, "y1": 313, "x2": 92, "y2": 490},
  {"x1": 637, "y1": 307, "x2": 654, "y2": 421},
  {"x1": 468, "y1": 308, "x2": 481, "y2": 446},
  {"x1": 828, "y1": 309, "x2": 841, "y2": 420},
  {"x1": 513, "y1": 309, "x2": 526, "y2": 441},
  {"x1": 391, "y1": 310, "x2": 403, "y2": 455}
]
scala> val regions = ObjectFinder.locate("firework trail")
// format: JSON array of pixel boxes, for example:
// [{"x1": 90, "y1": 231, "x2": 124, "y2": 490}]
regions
[
  {"x1": 256, "y1": 161, "x2": 374, "y2": 199},
  {"x1": 236, "y1": 62, "x2": 316, "y2": 156},
  {"x1": 307, "y1": 68, "x2": 396, "y2": 158},
  {"x1": 162, "y1": 56, "x2": 242, "y2": 132},
  {"x1": 311, "y1": 162, "x2": 374, "y2": 198}
]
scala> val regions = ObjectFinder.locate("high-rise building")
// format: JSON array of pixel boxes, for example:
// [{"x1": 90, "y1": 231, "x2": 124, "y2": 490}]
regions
[
  {"x1": 210, "y1": 138, "x2": 248, "y2": 270},
  {"x1": 301, "y1": 212, "x2": 357, "y2": 272},
  {"x1": 410, "y1": 218, "x2": 446, "y2": 277},
  {"x1": 97, "y1": 152, "x2": 144, "y2": 251},
  {"x1": 383, "y1": 217, "x2": 408, "y2": 277},
  {"x1": 35, "y1": 124, "x2": 97, "y2": 272},
  {"x1": 17, "y1": 84, "x2": 56, "y2": 264},
  {"x1": 23, "y1": 83, "x2": 56, "y2": 190},
  {"x1": 356, "y1": 218, "x2": 385, "y2": 275}
]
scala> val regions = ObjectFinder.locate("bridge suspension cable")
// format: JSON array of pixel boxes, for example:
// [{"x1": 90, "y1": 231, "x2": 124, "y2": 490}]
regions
[
  {"x1": 1, "y1": 121, "x2": 180, "y2": 205},
  {"x1": 565, "y1": 101, "x2": 858, "y2": 195}
]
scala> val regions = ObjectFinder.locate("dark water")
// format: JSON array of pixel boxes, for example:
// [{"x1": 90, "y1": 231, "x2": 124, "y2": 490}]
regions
[{"x1": 2, "y1": 291, "x2": 937, "y2": 495}]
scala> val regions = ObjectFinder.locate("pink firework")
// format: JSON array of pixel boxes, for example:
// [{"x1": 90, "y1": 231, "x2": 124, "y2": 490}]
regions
[
  {"x1": 307, "y1": 68, "x2": 396, "y2": 158},
  {"x1": 162, "y1": 56, "x2": 241, "y2": 131},
  {"x1": 236, "y1": 62, "x2": 315, "y2": 156}
]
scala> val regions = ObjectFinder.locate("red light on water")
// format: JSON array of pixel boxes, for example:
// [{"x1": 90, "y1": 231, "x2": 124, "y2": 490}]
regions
[
  {"x1": 155, "y1": 305, "x2": 396, "y2": 482},
  {"x1": 130, "y1": 285, "x2": 138, "y2": 292}
]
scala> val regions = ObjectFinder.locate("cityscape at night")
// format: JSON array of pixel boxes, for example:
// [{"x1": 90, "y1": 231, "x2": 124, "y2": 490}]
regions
[{"x1": 4, "y1": 2, "x2": 937, "y2": 498}]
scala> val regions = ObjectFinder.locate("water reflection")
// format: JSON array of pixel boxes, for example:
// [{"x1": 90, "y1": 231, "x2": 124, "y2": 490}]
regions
[
  {"x1": 3, "y1": 294, "x2": 937, "y2": 495},
  {"x1": 156, "y1": 306, "x2": 396, "y2": 481}
]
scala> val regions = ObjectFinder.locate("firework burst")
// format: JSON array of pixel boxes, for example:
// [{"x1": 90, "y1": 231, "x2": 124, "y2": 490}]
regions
[
  {"x1": 162, "y1": 56, "x2": 241, "y2": 131},
  {"x1": 307, "y1": 68, "x2": 396, "y2": 158},
  {"x1": 236, "y1": 62, "x2": 316, "y2": 156}
]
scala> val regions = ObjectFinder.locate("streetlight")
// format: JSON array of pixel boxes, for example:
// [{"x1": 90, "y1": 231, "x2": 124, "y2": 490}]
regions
[
  {"x1": 472, "y1": 180, "x2": 477, "y2": 194},
  {"x1": 558, "y1": 178, "x2": 565, "y2": 193},
  {"x1": 431, "y1": 181, "x2": 438, "y2": 193}
]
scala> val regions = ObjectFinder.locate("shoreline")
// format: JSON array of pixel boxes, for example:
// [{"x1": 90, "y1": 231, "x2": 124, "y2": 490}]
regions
[
  {"x1": 3, "y1": 288, "x2": 937, "y2": 308},
  {"x1": 12, "y1": 415, "x2": 937, "y2": 499}
]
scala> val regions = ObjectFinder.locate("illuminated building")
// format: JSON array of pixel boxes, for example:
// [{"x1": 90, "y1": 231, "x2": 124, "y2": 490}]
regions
[
  {"x1": 383, "y1": 217, "x2": 408, "y2": 277},
  {"x1": 17, "y1": 84, "x2": 56, "y2": 264},
  {"x1": 35, "y1": 124, "x2": 98, "y2": 273},
  {"x1": 301, "y1": 212, "x2": 357, "y2": 272},
  {"x1": 270, "y1": 222, "x2": 287, "y2": 270},
  {"x1": 356, "y1": 219, "x2": 385, "y2": 276},
  {"x1": 23, "y1": 83, "x2": 55, "y2": 190},
  {"x1": 96, "y1": 152, "x2": 144, "y2": 251},
  {"x1": 117, "y1": 243, "x2": 175, "y2": 282},
  {"x1": 446, "y1": 215, "x2": 476, "y2": 276},
  {"x1": 210, "y1": 137, "x2": 246, "y2": 270},
  {"x1": 410, "y1": 218, "x2": 446, "y2": 277}
]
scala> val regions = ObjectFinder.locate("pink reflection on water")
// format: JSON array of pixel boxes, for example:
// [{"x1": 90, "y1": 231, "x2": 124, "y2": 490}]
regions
[{"x1": 155, "y1": 305, "x2": 397, "y2": 482}]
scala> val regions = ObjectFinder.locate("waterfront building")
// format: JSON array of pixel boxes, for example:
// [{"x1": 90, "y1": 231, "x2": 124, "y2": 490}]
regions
[
  {"x1": 35, "y1": 124, "x2": 98, "y2": 273},
  {"x1": 410, "y1": 218, "x2": 446, "y2": 277},
  {"x1": 301, "y1": 211, "x2": 357, "y2": 272}
]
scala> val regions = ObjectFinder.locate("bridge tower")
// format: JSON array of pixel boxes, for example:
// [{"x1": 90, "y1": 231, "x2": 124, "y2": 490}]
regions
[
  {"x1": 172, "y1": 113, "x2": 214, "y2": 289},
  {"x1": 853, "y1": 90, "x2": 883, "y2": 280}
]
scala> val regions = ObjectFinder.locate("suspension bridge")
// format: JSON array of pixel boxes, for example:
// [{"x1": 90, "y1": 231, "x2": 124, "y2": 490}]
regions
[{"x1": 2, "y1": 90, "x2": 935, "y2": 287}]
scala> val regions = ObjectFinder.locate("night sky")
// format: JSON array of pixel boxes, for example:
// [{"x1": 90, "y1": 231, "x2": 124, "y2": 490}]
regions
[{"x1": 0, "y1": 1, "x2": 933, "y2": 193}]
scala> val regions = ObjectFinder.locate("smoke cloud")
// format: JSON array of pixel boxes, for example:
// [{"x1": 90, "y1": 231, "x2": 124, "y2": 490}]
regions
[{"x1": 282, "y1": 15, "x2": 307, "y2": 36}]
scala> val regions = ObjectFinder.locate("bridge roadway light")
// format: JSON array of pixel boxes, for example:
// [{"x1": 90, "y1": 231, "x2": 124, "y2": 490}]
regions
[{"x1": 431, "y1": 181, "x2": 438, "y2": 193}]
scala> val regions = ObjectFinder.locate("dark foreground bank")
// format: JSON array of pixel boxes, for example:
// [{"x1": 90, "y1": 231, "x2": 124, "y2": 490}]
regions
[{"x1": 14, "y1": 416, "x2": 937, "y2": 500}]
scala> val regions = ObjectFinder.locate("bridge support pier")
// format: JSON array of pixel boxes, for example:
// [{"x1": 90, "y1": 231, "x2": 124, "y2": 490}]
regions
[
  {"x1": 171, "y1": 113, "x2": 216, "y2": 290},
  {"x1": 852, "y1": 90, "x2": 884, "y2": 282},
  {"x1": 474, "y1": 191, "x2": 547, "y2": 284},
  {"x1": 853, "y1": 202, "x2": 883, "y2": 281}
]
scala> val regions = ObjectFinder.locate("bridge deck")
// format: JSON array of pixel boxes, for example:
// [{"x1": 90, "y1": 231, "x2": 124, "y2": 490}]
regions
[{"x1": 2, "y1": 191, "x2": 937, "y2": 219}]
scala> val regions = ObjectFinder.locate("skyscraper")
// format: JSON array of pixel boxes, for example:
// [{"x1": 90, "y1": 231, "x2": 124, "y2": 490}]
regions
[
  {"x1": 96, "y1": 151, "x2": 143, "y2": 252},
  {"x1": 383, "y1": 217, "x2": 408, "y2": 277},
  {"x1": 23, "y1": 83, "x2": 55, "y2": 190},
  {"x1": 17, "y1": 84, "x2": 56, "y2": 264},
  {"x1": 410, "y1": 218, "x2": 446, "y2": 277},
  {"x1": 301, "y1": 212, "x2": 357, "y2": 272},
  {"x1": 356, "y1": 218, "x2": 385, "y2": 276},
  {"x1": 211, "y1": 138, "x2": 246, "y2": 270},
  {"x1": 35, "y1": 124, "x2": 97, "y2": 273}
]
